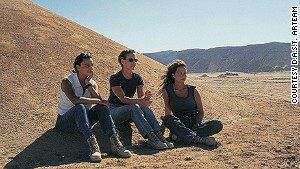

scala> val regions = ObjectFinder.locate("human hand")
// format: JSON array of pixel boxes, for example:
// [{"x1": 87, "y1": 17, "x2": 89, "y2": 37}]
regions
[
  {"x1": 140, "y1": 97, "x2": 152, "y2": 107},
  {"x1": 145, "y1": 90, "x2": 152, "y2": 99},
  {"x1": 85, "y1": 72, "x2": 93, "y2": 85}
]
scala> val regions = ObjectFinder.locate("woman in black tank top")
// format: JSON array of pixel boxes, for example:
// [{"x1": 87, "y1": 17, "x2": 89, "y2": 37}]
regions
[{"x1": 160, "y1": 60, "x2": 223, "y2": 146}]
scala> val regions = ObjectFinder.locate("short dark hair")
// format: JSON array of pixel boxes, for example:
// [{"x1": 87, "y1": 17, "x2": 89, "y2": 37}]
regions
[
  {"x1": 73, "y1": 52, "x2": 92, "y2": 73},
  {"x1": 118, "y1": 49, "x2": 135, "y2": 67}
]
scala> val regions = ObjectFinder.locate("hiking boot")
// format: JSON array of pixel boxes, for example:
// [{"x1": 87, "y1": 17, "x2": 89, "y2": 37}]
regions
[
  {"x1": 156, "y1": 131, "x2": 174, "y2": 148},
  {"x1": 147, "y1": 131, "x2": 168, "y2": 150},
  {"x1": 192, "y1": 136, "x2": 216, "y2": 146},
  {"x1": 87, "y1": 135, "x2": 102, "y2": 162},
  {"x1": 110, "y1": 133, "x2": 131, "y2": 158}
]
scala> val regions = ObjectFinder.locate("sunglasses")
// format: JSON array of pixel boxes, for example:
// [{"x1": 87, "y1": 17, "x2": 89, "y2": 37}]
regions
[
  {"x1": 79, "y1": 52, "x2": 91, "y2": 57},
  {"x1": 127, "y1": 58, "x2": 138, "y2": 62}
]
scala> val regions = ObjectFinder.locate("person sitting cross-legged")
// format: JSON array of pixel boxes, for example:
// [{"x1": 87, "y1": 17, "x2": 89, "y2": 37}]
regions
[{"x1": 160, "y1": 59, "x2": 223, "y2": 146}]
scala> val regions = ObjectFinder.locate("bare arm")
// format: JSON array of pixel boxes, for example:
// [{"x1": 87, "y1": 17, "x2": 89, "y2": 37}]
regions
[
  {"x1": 84, "y1": 74, "x2": 102, "y2": 99},
  {"x1": 86, "y1": 81, "x2": 101, "y2": 99},
  {"x1": 193, "y1": 88, "x2": 204, "y2": 129},
  {"x1": 111, "y1": 85, "x2": 152, "y2": 107},
  {"x1": 61, "y1": 78, "x2": 109, "y2": 107},
  {"x1": 137, "y1": 84, "x2": 153, "y2": 101},
  {"x1": 86, "y1": 82, "x2": 110, "y2": 107},
  {"x1": 136, "y1": 85, "x2": 144, "y2": 98},
  {"x1": 84, "y1": 74, "x2": 109, "y2": 107},
  {"x1": 162, "y1": 88, "x2": 173, "y2": 118}
]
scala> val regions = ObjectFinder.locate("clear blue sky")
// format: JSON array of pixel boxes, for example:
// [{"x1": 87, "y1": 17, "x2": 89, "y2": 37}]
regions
[{"x1": 32, "y1": 0, "x2": 297, "y2": 53}]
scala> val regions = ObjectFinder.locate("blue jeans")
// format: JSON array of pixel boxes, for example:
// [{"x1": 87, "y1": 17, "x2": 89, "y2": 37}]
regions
[
  {"x1": 109, "y1": 104, "x2": 162, "y2": 138},
  {"x1": 55, "y1": 104, "x2": 117, "y2": 139},
  {"x1": 163, "y1": 114, "x2": 223, "y2": 144}
]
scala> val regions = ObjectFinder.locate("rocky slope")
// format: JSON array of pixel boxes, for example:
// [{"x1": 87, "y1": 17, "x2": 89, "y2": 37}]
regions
[{"x1": 144, "y1": 42, "x2": 294, "y2": 73}]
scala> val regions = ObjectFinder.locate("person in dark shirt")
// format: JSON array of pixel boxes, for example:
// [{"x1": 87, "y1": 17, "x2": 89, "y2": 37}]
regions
[
  {"x1": 160, "y1": 59, "x2": 223, "y2": 146},
  {"x1": 108, "y1": 49, "x2": 173, "y2": 150}
]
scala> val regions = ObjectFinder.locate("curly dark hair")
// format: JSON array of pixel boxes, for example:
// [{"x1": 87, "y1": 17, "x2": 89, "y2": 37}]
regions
[
  {"x1": 160, "y1": 59, "x2": 187, "y2": 93},
  {"x1": 118, "y1": 49, "x2": 135, "y2": 67},
  {"x1": 73, "y1": 52, "x2": 92, "y2": 73}
]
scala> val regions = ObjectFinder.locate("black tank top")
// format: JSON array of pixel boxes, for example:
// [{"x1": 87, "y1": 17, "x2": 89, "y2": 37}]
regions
[{"x1": 165, "y1": 84, "x2": 197, "y2": 117}]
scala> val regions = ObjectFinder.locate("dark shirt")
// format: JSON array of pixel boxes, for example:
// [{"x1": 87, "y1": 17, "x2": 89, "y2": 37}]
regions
[
  {"x1": 165, "y1": 84, "x2": 197, "y2": 117},
  {"x1": 108, "y1": 71, "x2": 144, "y2": 104}
]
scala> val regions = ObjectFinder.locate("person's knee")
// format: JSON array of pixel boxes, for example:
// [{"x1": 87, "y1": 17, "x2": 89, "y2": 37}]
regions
[
  {"x1": 94, "y1": 104, "x2": 109, "y2": 113},
  {"x1": 127, "y1": 104, "x2": 146, "y2": 120},
  {"x1": 128, "y1": 104, "x2": 143, "y2": 114},
  {"x1": 139, "y1": 105, "x2": 152, "y2": 112},
  {"x1": 212, "y1": 119, "x2": 223, "y2": 131},
  {"x1": 73, "y1": 104, "x2": 89, "y2": 123},
  {"x1": 74, "y1": 104, "x2": 87, "y2": 115}
]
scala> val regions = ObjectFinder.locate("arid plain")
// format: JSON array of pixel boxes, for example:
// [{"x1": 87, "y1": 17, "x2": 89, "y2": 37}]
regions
[
  {"x1": 189, "y1": 72, "x2": 300, "y2": 169},
  {"x1": 1, "y1": 0, "x2": 299, "y2": 168}
]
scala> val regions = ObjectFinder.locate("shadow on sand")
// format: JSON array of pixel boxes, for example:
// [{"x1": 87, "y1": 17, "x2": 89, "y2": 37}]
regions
[
  {"x1": 4, "y1": 123, "x2": 133, "y2": 169},
  {"x1": 4, "y1": 123, "x2": 219, "y2": 168}
]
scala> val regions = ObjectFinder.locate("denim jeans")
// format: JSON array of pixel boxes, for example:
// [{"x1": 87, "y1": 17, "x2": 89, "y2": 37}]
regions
[
  {"x1": 109, "y1": 104, "x2": 162, "y2": 138},
  {"x1": 163, "y1": 114, "x2": 223, "y2": 144},
  {"x1": 55, "y1": 104, "x2": 116, "y2": 139}
]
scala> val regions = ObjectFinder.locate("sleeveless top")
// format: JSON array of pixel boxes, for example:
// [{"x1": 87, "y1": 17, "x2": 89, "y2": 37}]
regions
[
  {"x1": 165, "y1": 84, "x2": 197, "y2": 117},
  {"x1": 57, "y1": 73, "x2": 95, "y2": 115}
]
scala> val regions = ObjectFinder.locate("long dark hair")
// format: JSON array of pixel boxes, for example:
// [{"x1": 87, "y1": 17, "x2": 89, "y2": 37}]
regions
[
  {"x1": 160, "y1": 59, "x2": 187, "y2": 93},
  {"x1": 73, "y1": 52, "x2": 92, "y2": 73}
]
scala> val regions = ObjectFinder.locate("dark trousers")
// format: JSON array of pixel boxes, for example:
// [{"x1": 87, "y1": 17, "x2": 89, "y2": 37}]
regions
[
  {"x1": 163, "y1": 114, "x2": 223, "y2": 144},
  {"x1": 55, "y1": 104, "x2": 116, "y2": 139}
]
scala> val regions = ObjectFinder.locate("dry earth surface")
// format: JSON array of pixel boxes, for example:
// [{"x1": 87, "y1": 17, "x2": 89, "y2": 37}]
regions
[
  {"x1": 188, "y1": 72, "x2": 300, "y2": 169},
  {"x1": 1, "y1": 0, "x2": 299, "y2": 168}
]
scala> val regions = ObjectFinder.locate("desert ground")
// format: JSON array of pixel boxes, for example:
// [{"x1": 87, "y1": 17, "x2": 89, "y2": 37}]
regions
[
  {"x1": 3, "y1": 72, "x2": 300, "y2": 169},
  {"x1": 188, "y1": 71, "x2": 300, "y2": 168}
]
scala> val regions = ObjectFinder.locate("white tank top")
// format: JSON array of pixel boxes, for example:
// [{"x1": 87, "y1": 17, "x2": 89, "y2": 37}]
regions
[{"x1": 57, "y1": 73, "x2": 95, "y2": 115}]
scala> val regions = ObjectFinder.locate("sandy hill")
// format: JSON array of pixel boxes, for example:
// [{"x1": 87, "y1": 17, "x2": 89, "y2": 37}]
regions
[{"x1": 1, "y1": 0, "x2": 254, "y2": 168}]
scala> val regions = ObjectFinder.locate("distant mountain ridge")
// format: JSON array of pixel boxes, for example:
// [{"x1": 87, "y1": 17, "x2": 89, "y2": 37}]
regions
[{"x1": 144, "y1": 42, "x2": 296, "y2": 73}]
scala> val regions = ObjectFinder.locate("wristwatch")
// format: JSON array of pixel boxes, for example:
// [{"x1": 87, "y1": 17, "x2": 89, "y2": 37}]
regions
[{"x1": 85, "y1": 83, "x2": 92, "y2": 89}]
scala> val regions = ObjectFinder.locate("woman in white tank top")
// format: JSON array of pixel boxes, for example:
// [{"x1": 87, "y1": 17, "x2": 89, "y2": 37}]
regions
[{"x1": 55, "y1": 52, "x2": 131, "y2": 162}]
